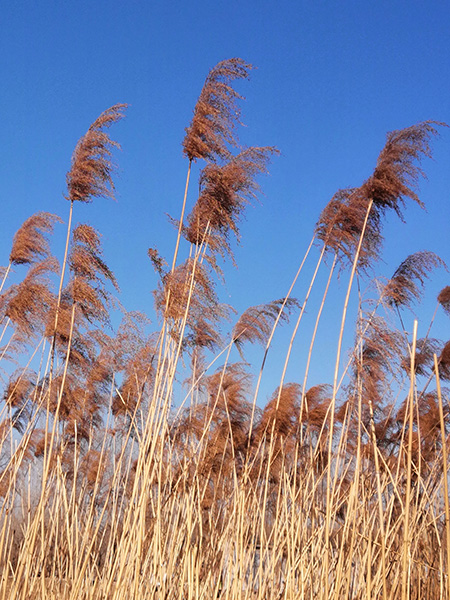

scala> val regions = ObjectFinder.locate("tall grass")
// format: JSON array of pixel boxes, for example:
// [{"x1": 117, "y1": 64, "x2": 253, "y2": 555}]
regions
[{"x1": 0, "y1": 58, "x2": 449, "y2": 599}]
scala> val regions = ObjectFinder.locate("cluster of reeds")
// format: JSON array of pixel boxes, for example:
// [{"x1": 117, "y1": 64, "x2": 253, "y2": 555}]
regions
[{"x1": 0, "y1": 58, "x2": 449, "y2": 599}]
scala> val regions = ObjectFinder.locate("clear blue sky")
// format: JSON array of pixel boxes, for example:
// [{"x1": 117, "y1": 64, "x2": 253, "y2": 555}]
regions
[{"x1": 1, "y1": 2, "x2": 449, "y2": 398}]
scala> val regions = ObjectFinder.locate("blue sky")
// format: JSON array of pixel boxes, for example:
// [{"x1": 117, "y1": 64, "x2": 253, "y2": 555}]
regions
[{"x1": 0, "y1": 2, "x2": 449, "y2": 399}]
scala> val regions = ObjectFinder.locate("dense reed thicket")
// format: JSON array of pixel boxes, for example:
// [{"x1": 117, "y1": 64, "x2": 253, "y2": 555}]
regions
[{"x1": 0, "y1": 58, "x2": 449, "y2": 599}]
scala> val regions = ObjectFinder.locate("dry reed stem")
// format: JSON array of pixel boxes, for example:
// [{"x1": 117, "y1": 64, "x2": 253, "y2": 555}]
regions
[
  {"x1": 401, "y1": 319, "x2": 418, "y2": 600},
  {"x1": 436, "y1": 353, "x2": 450, "y2": 600}
]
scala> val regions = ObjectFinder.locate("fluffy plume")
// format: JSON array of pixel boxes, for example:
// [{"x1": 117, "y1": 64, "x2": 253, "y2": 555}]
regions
[
  {"x1": 185, "y1": 147, "x2": 277, "y2": 264},
  {"x1": 316, "y1": 122, "x2": 444, "y2": 270},
  {"x1": 70, "y1": 224, "x2": 118, "y2": 288},
  {"x1": 43, "y1": 372, "x2": 102, "y2": 439},
  {"x1": 148, "y1": 247, "x2": 168, "y2": 279},
  {"x1": 66, "y1": 104, "x2": 127, "y2": 203},
  {"x1": 303, "y1": 384, "x2": 332, "y2": 429},
  {"x1": 154, "y1": 258, "x2": 230, "y2": 350},
  {"x1": 232, "y1": 297, "x2": 299, "y2": 357},
  {"x1": 4, "y1": 370, "x2": 36, "y2": 433},
  {"x1": 68, "y1": 224, "x2": 118, "y2": 325},
  {"x1": 9, "y1": 212, "x2": 62, "y2": 265},
  {"x1": 113, "y1": 341, "x2": 156, "y2": 417},
  {"x1": 155, "y1": 258, "x2": 217, "y2": 319},
  {"x1": 4, "y1": 371, "x2": 34, "y2": 408},
  {"x1": 45, "y1": 294, "x2": 75, "y2": 348},
  {"x1": 2, "y1": 258, "x2": 58, "y2": 337},
  {"x1": 80, "y1": 449, "x2": 104, "y2": 487},
  {"x1": 44, "y1": 293, "x2": 96, "y2": 375},
  {"x1": 176, "y1": 363, "x2": 252, "y2": 482},
  {"x1": 352, "y1": 316, "x2": 403, "y2": 415},
  {"x1": 182, "y1": 58, "x2": 252, "y2": 162},
  {"x1": 417, "y1": 392, "x2": 448, "y2": 441},
  {"x1": 204, "y1": 363, "x2": 251, "y2": 417},
  {"x1": 396, "y1": 390, "x2": 449, "y2": 462},
  {"x1": 361, "y1": 121, "x2": 443, "y2": 217},
  {"x1": 316, "y1": 188, "x2": 381, "y2": 269},
  {"x1": 401, "y1": 338, "x2": 443, "y2": 377},
  {"x1": 383, "y1": 251, "x2": 445, "y2": 308},
  {"x1": 437, "y1": 341, "x2": 450, "y2": 381},
  {"x1": 256, "y1": 383, "x2": 300, "y2": 441},
  {"x1": 438, "y1": 286, "x2": 450, "y2": 317}
]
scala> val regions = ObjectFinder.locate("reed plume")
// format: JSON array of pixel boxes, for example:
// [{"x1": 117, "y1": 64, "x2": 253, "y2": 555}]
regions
[
  {"x1": 154, "y1": 258, "x2": 230, "y2": 351},
  {"x1": 184, "y1": 363, "x2": 252, "y2": 486},
  {"x1": 46, "y1": 224, "x2": 117, "y2": 368},
  {"x1": 2, "y1": 258, "x2": 58, "y2": 338},
  {"x1": 113, "y1": 341, "x2": 155, "y2": 418},
  {"x1": 68, "y1": 223, "x2": 119, "y2": 324},
  {"x1": 384, "y1": 251, "x2": 446, "y2": 308},
  {"x1": 355, "y1": 316, "x2": 402, "y2": 408},
  {"x1": 183, "y1": 58, "x2": 252, "y2": 163},
  {"x1": 362, "y1": 121, "x2": 443, "y2": 216},
  {"x1": 232, "y1": 297, "x2": 298, "y2": 358},
  {"x1": 316, "y1": 187, "x2": 380, "y2": 269},
  {"x1": 256, "y1": 383, "x2": 300, "y2": 441},
  {"x1": 401, "y1": 337, "x2": 443, "y2": 377},
  {"x1": 438, "y1": 285, "x2": 450, "y2": 316},
  {"x1": 172, "y1": 59, "x2": 254, "y2": 272},
  {"x1": 4, "y1": 370, "x2": 36, "y2": 433},
  {"x1": 204, "y1": 362, "x2": 251, "y2": 418},
  {"x1": 43, "y1": 372, "x2": 102, "y2": 442},
  {"x1": 67, "y1": 104, "x2": 127, "y2": 204},
  {"x1": 316, "y1": 122, "x2": 444, "y2": 271},
  {"x1": 70, "y1": 224, "x2": 118, "y2": 287},
  {"x1": 303, "y1": 384, "x2": 332, "y2": 430},
  {"x1": 186, "y1": 147, "x2": 277, "y2": 266},
  {"x1": 9, "y1": 212, "x2": 62, "y2": 265},
  {"x1": 396, "y1": 390, "x2": 448, "y2": 464},
  {"x1": 437, "y1": 341, "x2": 450, "y2": 380}
]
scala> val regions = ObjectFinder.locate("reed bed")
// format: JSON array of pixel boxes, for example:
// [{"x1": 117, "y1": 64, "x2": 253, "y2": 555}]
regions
[{"x1": 0, "y1": 58, "x2": 449, "y2": 599}]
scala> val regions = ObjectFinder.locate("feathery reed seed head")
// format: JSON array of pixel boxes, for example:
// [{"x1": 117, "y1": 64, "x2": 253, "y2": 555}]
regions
[
  {"x1": 66, "y1": 104, "x2": 127, "y2": 203},
  {"x1": 384, "y1": 251, "x2": 445, "y2": 308},
  {"x1": 438, "y1": 286, "x2": 450, "y2": 316},
  {"x1": 9, "y1": 212, "x2": 62, "y2": 265},
  {"x1": 183, "y1": 58, "x2": 252, "y2": 162}
]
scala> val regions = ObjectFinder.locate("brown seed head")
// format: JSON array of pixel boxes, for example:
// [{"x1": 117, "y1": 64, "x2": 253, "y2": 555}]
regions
[
  {"x1": 66, "y1": 104, "x2": 127, "y2": 203},
  {"x1": 316, "y1": 188, "x2": 381, "y2": 269},
  {"x1": 70, "y1": 224, "x2": 118, "y2": 290},
  {"x1": 3, "y1": 258, "x2": 58, "y2": 336},
  {"x1": 232, "y1": 297, "x2": 299, "y2": 357},
  {"x1": 437, "y1": 341, "x2": 450, "y2": 381},
  {"x1": 316, "y1": 121, "x2": 445, "y2": 270},
  {"x1": 401, "y1": 338, "x2": 443, "y2": 377},
  {"x1": 438, "y1": 286, "x2": 450, "y2": 316},
  {"x1": 186, "y1": 147, "x2": 277, "y2": 265},
  {"x1": 257, "y1": 383, "x2": 300, "y2": 440},
  {"x1": 383, "y1": 251, "x2": 445, "y2": 308},
  {"x1": 362, "y1": 121, "x2": 444, "y2": 217},
  {"x1": 183, "y1": 58, "x2": 252, "y2": 162},
  {"x1": 10, "y1": 212, "x2": 62, "y2": 265}
]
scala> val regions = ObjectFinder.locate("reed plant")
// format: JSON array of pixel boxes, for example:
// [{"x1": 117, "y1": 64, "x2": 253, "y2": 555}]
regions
[{"x1": 0, "y1": 58, "x2": 449, "y2": 599}]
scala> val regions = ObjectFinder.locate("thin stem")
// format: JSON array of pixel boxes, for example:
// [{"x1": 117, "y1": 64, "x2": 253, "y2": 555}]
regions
[
  {"x1": 325, "y1": 196, "x2": 373, "y2": 598},
  {"x1": 171, "y1": 160, "x2": 192, "y2": 274},
  {"x1": 0, "y1": 263, "x2": 11, "y2": 295},
  {"x1": 247, "y1": 234, "x2": 316, "y2": 447},
  {"x1": 401, "y1": 319, "x2": 418, "y2": 600},
  {"x1": 435, "y1": 353, "x2": 450, "y2": 600}
]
